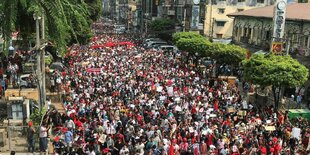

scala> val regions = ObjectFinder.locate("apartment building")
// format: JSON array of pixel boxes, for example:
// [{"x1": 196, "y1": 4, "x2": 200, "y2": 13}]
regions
[{"x1": 204, "y1": 0, "x2": 273, "y2": 39}]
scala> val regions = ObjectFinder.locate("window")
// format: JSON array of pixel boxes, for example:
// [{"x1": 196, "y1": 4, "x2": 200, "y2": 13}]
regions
[
  {"x1": 257, "y1": 0, "x2": 265, "y2": 3},
  {"x1": 305, "y1": 36, "x2": 309, "y2": 47},
  {"x1": 218, "y1": 8, "x2": 225, "y2": 14},
  {"x1": 265, "y1": 30, "x2": 271, "y2": 40},
  {"x1": 243, "y1": 28, "x2": 247, "y2": 37},
  {"x1": 12, "y1": 103, "x2": 23, "y2": 120},
  {"x1": 247, "y1": 28, "x2": 252, "y2": 38},
  {"x1": 235, "y1": 27, "x2": 239, "y2": 36},
  {"x1": 237, "y1": 9, "x2": 244, "y2": 12},
  {"x1": 216, "y1": 21, "x2": 226, "y2": 27},
  {"x1": 298, "y1": 0, "x2": 308, "y2": 3},
  {"x1": 216, "y1": 34, "x2": 223, "y2": 39}
]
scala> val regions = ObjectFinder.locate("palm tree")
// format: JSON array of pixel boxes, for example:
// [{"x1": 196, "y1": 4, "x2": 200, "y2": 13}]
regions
[{"x1": 0, "y1": 0, "x2": 102, "y2": 54}]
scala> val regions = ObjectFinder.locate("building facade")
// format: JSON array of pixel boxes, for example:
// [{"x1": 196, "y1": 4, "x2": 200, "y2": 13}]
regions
[
  {"x1": 228, "y1": 3, "x2": 310, "y2": 55},
  {"x1": 203, "y1": 0, "x2": 274, "y2": 39},
  {"x1": 146, "y1": 0, "x2": 273, "y2": 37}
]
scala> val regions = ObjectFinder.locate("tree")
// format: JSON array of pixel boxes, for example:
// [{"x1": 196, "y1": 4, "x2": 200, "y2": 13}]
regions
[
  {"x1": 242, "y1": 54, "x2": 309, "y2": 110},
  {"x1": 149, "y1": 18, "x2": 175, "y2": 32},
  {"x1": 209, "y1": 43, "x2": 247, "y2": 66},
  {"x1": 176, "y1": 37, "x2": 211, "y2": 56},
  {"x1": 148, "y1": 18, "x2": 175, "y2": 40},
  {"x1": 172, "y1": 31, "x2": 204, "y2": 44},
  {"x1": 0, "y1": 0, "x2": 102, "y2": 54}
]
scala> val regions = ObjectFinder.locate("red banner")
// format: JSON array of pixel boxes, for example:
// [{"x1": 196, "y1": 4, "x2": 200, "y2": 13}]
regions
[{"x1": 86, "y1": 68, "x2": 101, "y2": 73}]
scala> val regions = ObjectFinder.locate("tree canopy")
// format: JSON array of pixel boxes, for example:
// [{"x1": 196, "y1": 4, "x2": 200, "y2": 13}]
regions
[
  {"x1": 0, "y1": 0, "x2": 102, "y2": 54},
  {"x1": 243, "y1": 53, "x2": 308, "y2": 110},
  {"x1": 148, "y1": 18, "x2": 175, "y2": 33},
  {"x1": 242, "y1": 54, "x2": 309, "y2": 87},
  {"x1": 172, "y1": 31, "x2": 204, "y2": 44},
  {"x1": 208, "y1": 43, "x2": 247, "y2": 65},
  {"x1": 176, "y1": 37, "x2": 211, "y2": 56}
]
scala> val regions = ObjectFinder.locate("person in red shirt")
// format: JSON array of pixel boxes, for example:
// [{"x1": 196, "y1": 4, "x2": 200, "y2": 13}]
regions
[
  {"x1": 273, "y1": 137, "x2": 281, "y2": 155},
  {"x1": 260, "y1": 145, "x2": 267, "y2": 155},
  {"x1": 214, "y1": 100, "x2": 219, "y2": 111},
  {"x1": 75, "y1": 119, "x2": 83, "y2": 128},
  {"x1": 206, "y1": 132, "x2": 215, "y2": 148}
]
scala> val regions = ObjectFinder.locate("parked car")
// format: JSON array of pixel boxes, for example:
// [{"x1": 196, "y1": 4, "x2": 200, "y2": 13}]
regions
[
  {"x1": 143, "y1": 38, "x2": 163, "y2": 47},
  {"x1": 18, "y1": 74, "x2": 37, "y2": 88},
  {"x1": 114, "y1": 24, "x2": 126, "y2": 34},
  {"x1": 22, "y1": 56, "x2": 37, "y2": 74},
  {"x1": 49, "y1": 62, "x2": 66, "y2": 73},
  {"x1": 146, "y1": 41, "x2": 168, "y2": 49},
  {"x1": 156, "y1": 45, "x2": 179, "y2": 53}
]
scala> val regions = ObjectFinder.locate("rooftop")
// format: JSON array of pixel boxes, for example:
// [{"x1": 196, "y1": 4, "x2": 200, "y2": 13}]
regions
[{"x1": 228, "y1": 3, "x2": 310, "y2": 22}]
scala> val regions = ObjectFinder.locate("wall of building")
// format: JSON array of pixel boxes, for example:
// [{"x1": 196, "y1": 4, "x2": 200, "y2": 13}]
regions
[
  {"x1": 232, "y1": 16, "x2": 310, "y2": 54},
  {"x1": 204, "y1": 4, "x2": 267, "y2": 39}
]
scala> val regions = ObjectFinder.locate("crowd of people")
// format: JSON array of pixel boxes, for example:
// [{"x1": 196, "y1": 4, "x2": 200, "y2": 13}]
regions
[{"x1": 39, "y1": 24, "x2": 310, "y2": 155}]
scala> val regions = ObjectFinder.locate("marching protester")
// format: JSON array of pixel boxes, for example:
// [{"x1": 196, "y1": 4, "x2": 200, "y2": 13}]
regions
[
  {"x1": 47, "y1": 23, "x2": 310, "y2": 155},
  {"x1": 27, "y1": 121, "x2": 36, "y2": 153}
]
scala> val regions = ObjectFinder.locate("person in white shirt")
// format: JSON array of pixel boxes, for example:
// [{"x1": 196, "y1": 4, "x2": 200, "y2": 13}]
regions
[
  {"x1": 134, "y1": 140, "x2": 145, "y2": 155},
  {"x1": 120, "y1": 145, "x2": 130, "y2": 155},
  {"x1": 39, "y1": 123, "x2": 50, "y2": 153},
  {"x1": 66, "y1": 119, "x2": 75, "y2": 131}
]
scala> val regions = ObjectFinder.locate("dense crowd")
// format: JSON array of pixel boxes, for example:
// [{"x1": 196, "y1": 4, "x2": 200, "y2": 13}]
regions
[{"x1": 34, "y1": 29, "x2": 310, "y2": 155}]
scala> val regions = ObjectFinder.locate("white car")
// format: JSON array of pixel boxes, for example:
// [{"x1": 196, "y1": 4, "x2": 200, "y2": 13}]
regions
[
  {"x1": 18, "y1": 74, "x2": 36, "y2": 88},
  {"x1": 49, "y1": 62, "x2": 66, "y2": 73}
]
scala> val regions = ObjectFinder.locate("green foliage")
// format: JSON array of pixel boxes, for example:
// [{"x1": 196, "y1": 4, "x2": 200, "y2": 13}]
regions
[
  {"x1": 30, "y1": 108, "x2": 46, "y2": 126},
  {"x1": 176, "y1": 37, "x2": 211, "y2": 56},
  {"x1": 242, "y1": 54, "x2": 309, "y2": 87},
  {"x1": 172, "y1": 32, "x2": 204, "y2": 44},
  {"x1": 0, "y1": 0, "x2": 101, "y2": 54},
  {"x1": 45, "y1": 56, "x2": 53, "y2": 65},
  {"x1": 84, "y1": 0, "x2": 103, "y2": 22},
  {"x1": 208, "y1": 43, "x2": 247, "y2": 65},
  {"x1": 149, "y1": 18, "x2": 175, "y2": 32}
]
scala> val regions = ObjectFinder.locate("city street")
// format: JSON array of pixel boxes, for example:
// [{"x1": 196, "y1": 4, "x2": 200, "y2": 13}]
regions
[{"x1": 1, "y1": 1, "x2": 310, "y2": 154}]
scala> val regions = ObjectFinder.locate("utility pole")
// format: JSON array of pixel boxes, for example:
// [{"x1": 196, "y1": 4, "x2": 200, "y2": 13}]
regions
[
  {"x1": 41, "y1": 15, "x2": 46, "y2": 108},
  {"x1": 34, "y1": 13, "x2": 42, "y2": 112},
  {"x1": 208, "y1": 0, "x2": 213, "y2": 39},
  {"x1": 141, "y1": 0, "x2": 144, "y2": 33}
]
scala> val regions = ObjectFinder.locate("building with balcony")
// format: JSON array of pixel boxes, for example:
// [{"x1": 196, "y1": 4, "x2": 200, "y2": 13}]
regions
[{"x1": 228, "y1": 3, "x2": 310, "y2": 55}]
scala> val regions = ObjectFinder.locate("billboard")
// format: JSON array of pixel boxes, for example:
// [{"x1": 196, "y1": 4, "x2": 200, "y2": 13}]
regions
[
  {"x1": 271, "y1": 42, "x2": 283, "y2": 54},
  {"x1": 191, "y1": 5, "x2": 200, "y2": 29},
  {"x1": 272, "y1": 0, "x2": 287, "y2": 41}
]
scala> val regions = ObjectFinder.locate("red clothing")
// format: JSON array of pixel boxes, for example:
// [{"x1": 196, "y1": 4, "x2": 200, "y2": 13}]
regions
[
  {"x1": 260, "y1": 146, "x2": 267, "y2": 155},
  {"x1": 180, "y1": 142, "x2": 188, "y2": 152},
  {"x1": 214, "y1": 100, "x2": 219, "y2": 111},
  {"x1": 274, "y1": 144, "x2": 281, "y2": 155},
  {"x1": 206, "y1": 134, "x2": 214, "y2": 146},
  {"x1": 168, "y1": 144, "x2": 175, "y2": 155},
  {"x1": 200, "y1": 143, "x2": 207, "y2": 154}
]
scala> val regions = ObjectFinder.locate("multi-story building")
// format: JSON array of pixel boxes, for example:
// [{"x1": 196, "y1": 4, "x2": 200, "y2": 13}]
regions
[
  {"x1": 228, "y1": 3, "x2": 310, "y2": 55},
  {"x1": 204, "y1": 0, "x2": 274, "y2": 40},
  {"x1": 133, "y1": 0, "x2": 273, "y2": 37}
]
